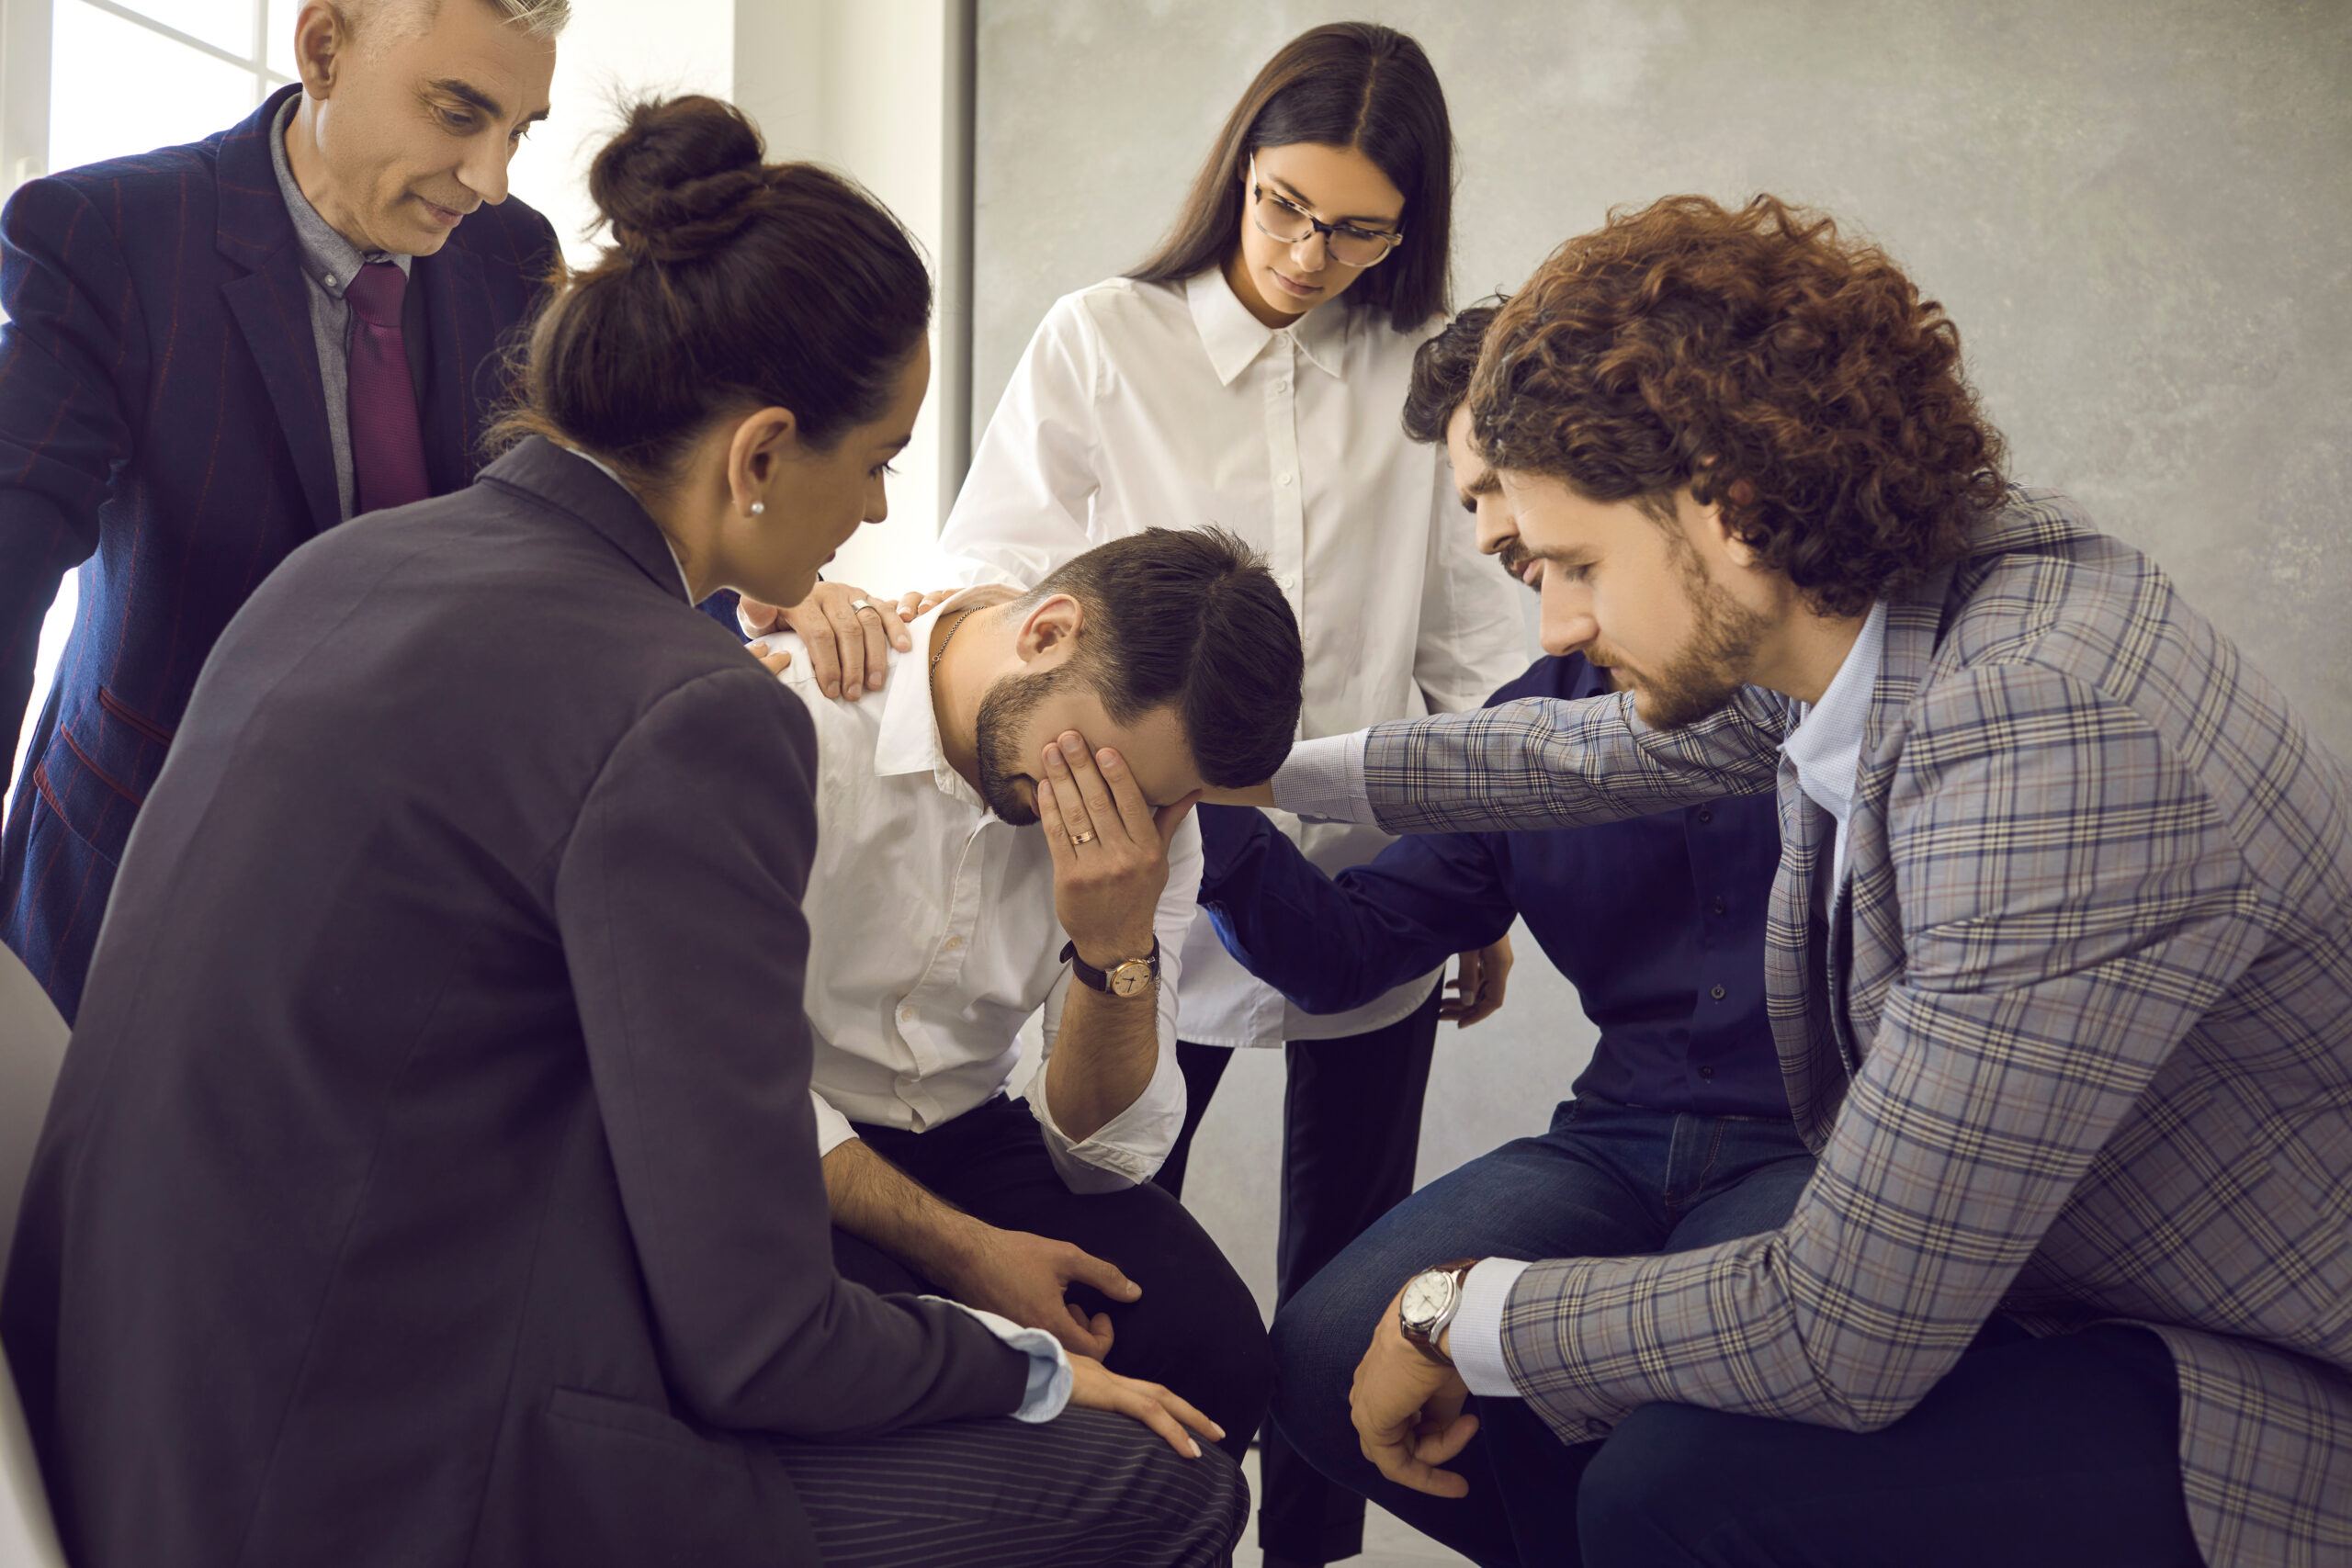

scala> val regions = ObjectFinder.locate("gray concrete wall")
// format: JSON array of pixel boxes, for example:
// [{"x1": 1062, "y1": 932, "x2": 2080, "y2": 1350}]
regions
[{"x1": 975, "y1": 0, "x2": 2352, "y2": 1317}]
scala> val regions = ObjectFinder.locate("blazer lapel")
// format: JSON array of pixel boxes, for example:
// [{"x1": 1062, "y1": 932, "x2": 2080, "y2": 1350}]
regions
[
  {"x1": 1841, "y1": 567, "x2": 1957, "y2": 1053},
  {"x1": 413, "y1": 243, "x2": 493, "y2": 492},
  {"x1": 214, "y1": 88, "x2": 338, "y2": 535}
]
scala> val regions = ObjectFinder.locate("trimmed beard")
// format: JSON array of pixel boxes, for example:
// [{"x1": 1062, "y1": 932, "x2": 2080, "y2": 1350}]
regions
[
  {"x1": 1620, "y1": 546, "x2": 1769, "y2": 730},
  {"x1": 973, "y1": 663, "x2": 1082, "y2": 825}
]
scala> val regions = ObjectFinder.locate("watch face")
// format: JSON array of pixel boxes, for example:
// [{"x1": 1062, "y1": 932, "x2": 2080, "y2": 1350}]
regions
[
  {"x1": 1401, "y1": 1271, "x2": 1451, "y2": 1327},
  {"x1": 1108, "y1": 961, "x2": 1153, "y2": 998}
]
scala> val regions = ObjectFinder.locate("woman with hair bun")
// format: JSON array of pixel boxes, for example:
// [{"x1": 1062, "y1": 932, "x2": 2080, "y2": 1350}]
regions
[{"x1": 3, "y1": 95, "x2": 1242, "y2": 1568}]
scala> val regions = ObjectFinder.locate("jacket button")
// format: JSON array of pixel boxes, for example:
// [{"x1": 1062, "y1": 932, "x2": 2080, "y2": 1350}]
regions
[
  {"x1": 1710, "y1": 984, "x2": 1726, "y2": 1000},
  {"x1": 1711, "y1": 896, "x2": 1727, "y2": 916},
  {"x1": 1697, "y1": 807, "x2": 1714, "y2": 823}
]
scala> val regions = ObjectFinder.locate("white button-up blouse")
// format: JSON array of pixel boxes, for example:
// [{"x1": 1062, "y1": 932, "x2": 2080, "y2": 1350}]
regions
[{"x1": 933, "y1": 271, "x2": 1529, "y2": 1046}]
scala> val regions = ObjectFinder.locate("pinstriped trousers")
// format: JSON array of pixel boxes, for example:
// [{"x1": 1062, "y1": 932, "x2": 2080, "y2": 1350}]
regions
[{"x1": 770, "y1": 1407, "x2": 1248, "y2": 1568}]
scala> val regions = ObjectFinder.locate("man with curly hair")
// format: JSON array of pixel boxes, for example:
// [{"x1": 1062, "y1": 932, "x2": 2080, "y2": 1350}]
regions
[{"x1": 1216, "y1": 195, "x2": 2352, "y2": 1567}]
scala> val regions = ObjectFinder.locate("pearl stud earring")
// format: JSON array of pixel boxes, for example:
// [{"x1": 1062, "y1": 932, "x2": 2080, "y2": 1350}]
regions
[{"x1": 749, "y1": 502, "x2": 765, "y2": 516}]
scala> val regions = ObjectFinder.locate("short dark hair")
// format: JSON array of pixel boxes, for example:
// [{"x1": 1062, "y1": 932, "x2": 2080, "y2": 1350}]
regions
[
  {"x1": 1470, "y1": 195, "x2": 2007, "y2": 617},
  {"x1": 1127, "y1": 22, "x2": 1453, "y2": 333},
  {"x1": 1400, "y1": 298, "x2": 1504, "y2": 445},
  {"x1": 494, "y1": 96, "x2": 931, "y2": 481},
  {"x1": 1026, "y1": 528, "x2": 1303, "y2": 788}
]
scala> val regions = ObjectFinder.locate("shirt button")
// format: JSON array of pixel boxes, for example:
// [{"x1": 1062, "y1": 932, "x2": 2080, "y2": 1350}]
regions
[
  {"x1": 1278, "y1": 471, "x2": 1295, "y2": 486},
  {"x1": 1710, "y1": 983, "x2": 1726, "y2": 1000},
  {"x1": 944, "y1": 935, "x2": 963, "y2": 951},
  {"x1": 899, "y1": 1006, "x2": 917, "y2": 1023},
  {"x1": 1711, "y1": 896, "x2": 1727, "y2": 916},
  {"x1": 1274, "y1": 378, "x2": 1291, "y2": 392}
]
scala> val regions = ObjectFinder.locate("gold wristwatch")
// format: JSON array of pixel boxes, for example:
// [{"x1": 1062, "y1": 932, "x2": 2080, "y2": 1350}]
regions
[
  {"x1": 1397, "y1": 1258, "x2": 1482, "y2": 1366},
  {"x1": 1060, "y1": 937, "x2": 1160, "y2": 999}
]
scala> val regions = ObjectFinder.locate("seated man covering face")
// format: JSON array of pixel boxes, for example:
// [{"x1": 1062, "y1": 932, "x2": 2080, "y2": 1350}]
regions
[{"x1": 758, "y1": 525, "x2": 1297, "y2": 1460}]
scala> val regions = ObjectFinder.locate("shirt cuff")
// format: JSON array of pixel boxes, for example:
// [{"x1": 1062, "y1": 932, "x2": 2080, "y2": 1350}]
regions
[
  {"x1": 1450, "y1": 1258, "x2": 1531, "y2": 1399},
  {"x1": 1272, "y1": 732, "x2": 1375, "y2": 825},
  {"x1": 936, "y1": 1300, "x2": 1073, "y2": 1422},
  {"x1": 808, "y1": 1089, "x2": 856, "y2": 1159}
]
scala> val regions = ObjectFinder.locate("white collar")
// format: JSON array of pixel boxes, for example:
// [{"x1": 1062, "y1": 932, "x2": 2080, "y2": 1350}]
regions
[
  {"x1": 872, "y1": 588, "x2": 999, "y2": 810},
  {"x1": 1780, "y1": 598, "x2": 1890, "y2": 837},
  {"x1": 1184, "y1": 268, "x2": 1350, "y2": 387}
]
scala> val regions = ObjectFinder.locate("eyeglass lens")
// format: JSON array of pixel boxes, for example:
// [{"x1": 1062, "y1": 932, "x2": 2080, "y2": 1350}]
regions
[{"x1": 1254, "y1": 191, "x2": 1396, "y2": 266}]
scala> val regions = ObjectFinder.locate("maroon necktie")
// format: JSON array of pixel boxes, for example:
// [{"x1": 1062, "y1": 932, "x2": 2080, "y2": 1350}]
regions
[{"x1": 345, "y1": 261, "x2": 431, "y2": 514}]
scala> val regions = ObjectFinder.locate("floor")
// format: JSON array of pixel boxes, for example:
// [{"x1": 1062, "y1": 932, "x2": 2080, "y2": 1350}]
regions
[{"x1": 1235, "y1": 1448, "x2": 1475, "y2": 1568}]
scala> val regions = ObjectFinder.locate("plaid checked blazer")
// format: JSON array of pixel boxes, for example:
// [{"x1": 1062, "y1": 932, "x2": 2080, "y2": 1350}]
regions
[
  {"x1": 1359, "y1": 491, "x2": 2351, "y2": 1567},
  {"x1": 0, "y1": 86, "x2": 557, "y2": 1023}
]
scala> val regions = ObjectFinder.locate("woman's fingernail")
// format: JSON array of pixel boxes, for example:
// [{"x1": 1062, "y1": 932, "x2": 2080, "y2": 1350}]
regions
[{"x1": 1188, "y1": 1438, "x2": 1202, "y2": 1458}]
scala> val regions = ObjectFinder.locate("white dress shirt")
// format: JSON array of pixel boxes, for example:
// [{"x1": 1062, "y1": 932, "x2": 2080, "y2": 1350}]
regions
[
  {"x1": 761, "y1": 595, "x2": 1198, "y2": 1192},
  {"x1": 932, "y1": 271, "x2": 1529, "y2": 1046},
  {"x1": 1295, "y1": 610, "x2": 1896, "y2": 1398}
]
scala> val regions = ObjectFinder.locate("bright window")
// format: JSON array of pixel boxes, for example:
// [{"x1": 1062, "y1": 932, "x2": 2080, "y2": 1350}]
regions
[{"x1": 46, "y1": 0, "x2": 288, "y2": 173}]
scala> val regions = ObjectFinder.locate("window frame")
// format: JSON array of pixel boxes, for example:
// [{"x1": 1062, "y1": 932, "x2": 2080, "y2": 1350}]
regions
[{"x1": 2, "y1": 0, "x2": 293, "y2": 207}]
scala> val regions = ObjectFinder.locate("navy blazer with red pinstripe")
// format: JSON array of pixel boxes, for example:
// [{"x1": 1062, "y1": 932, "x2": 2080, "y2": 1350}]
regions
[{"x1": 0, "y1": 85, "x2": 556, "y2": 1021}]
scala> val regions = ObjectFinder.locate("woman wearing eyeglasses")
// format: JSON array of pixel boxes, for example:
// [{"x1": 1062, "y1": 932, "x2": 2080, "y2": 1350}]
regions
[{"x1": 929, "y1": 23, "x2": 1528, "y2": 1568}]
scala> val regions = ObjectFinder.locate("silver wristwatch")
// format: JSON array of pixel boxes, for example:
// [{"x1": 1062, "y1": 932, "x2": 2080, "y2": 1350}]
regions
[{"x1": 1397, "y1": 1258, "x2": 1481, "y2": 1367}]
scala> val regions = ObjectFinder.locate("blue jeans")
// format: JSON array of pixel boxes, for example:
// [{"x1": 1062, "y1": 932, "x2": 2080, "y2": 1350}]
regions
[{"x1": 1267, "y1": 1096, "x2": 1815, "y2": 1567}]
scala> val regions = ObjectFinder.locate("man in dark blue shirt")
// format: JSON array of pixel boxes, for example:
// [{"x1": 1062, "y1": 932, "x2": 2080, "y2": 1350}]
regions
[{"x1": 1193, "y1": 304, "x2": 1814, "y2": 1568}]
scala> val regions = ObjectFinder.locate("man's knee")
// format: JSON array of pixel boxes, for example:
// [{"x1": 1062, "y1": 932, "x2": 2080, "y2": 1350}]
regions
[
  {"x1": 1265, "y1": 1267, "x2": 1382, "y2": 1477},
  {"x1": 1097, "y1": 1209, "x2": 1272, "y2": 1454}
]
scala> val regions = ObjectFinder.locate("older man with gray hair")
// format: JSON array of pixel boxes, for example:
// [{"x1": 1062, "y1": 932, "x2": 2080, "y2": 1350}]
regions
[{"x1": 0, "y1": 0, "x2": 564, "y2": 1023}]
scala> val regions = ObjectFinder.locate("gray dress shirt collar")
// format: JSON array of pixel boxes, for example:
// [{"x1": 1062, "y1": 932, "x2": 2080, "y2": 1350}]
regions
[{"x1": 268, "y1": 95, "x2": 413, "y2": 523}]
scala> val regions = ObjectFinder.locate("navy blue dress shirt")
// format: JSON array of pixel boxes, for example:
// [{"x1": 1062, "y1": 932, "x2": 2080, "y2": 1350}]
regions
[{"x1": 1197, "y1": 654, "x2": 1790, "y2": 1120}]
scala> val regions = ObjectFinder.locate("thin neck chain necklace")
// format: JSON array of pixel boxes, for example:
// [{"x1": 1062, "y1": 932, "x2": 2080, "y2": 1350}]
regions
[{"x1": 929, "y1": 605, "x2": 974, "y2": 673}]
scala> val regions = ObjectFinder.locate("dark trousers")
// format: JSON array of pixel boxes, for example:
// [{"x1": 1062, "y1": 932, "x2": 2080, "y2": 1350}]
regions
[
  {"x1": 831, "y1": 1094, "x2": 1272, "y2": 1463},
  {"x1": 772, "y1": 1406, "x2": 1248, "y2": 1568},
  {"x1": 1264, "y1": 1097, "x2": 2201, "y2": 1568},
  {"x1": 1419, "y1": 1321, "x2": 2200, "y2": 1568},
  {"x1": 1157, "y1": 987, "x2": 1442, "y2": 1567}
]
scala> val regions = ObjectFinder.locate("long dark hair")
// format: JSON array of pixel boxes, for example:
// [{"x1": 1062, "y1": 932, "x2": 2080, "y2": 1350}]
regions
[
  {"x1": 495, "y1": 96, "x2": 931, "y2": 483},
  {"x1": 1128, "y1": 22, "x2": 1453, "y2": 333}
]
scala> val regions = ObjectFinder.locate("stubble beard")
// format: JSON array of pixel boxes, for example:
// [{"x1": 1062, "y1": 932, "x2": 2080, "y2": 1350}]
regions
[{"x1": 972, "y1": 664, "x2": 1080, "y2": 825}]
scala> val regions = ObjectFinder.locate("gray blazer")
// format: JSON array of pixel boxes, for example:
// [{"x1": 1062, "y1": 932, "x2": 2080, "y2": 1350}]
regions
[
  {"x1": 1, "y1": 436, "x2": 1029, "y2": 1567},
  {"x1": 1346, "y1": 491, "x2": 2351, "y2": 1568}
]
